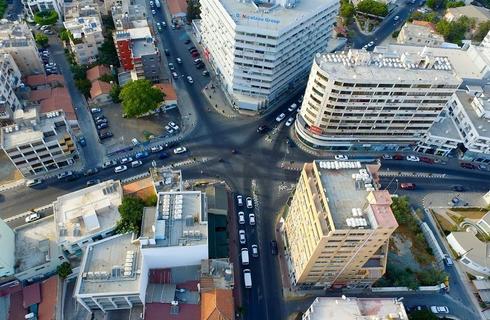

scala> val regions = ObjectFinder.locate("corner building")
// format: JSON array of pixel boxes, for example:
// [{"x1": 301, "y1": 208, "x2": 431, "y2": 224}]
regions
[
  {"x1": 295, "y1": 48, "x2": 462, "y2": 151},
  {"x1": 283, "y1": 161, "x2": 398, "y2": 289},
  {"x1": 199, "y1": 0, "x2": 338, "y2": 111}
]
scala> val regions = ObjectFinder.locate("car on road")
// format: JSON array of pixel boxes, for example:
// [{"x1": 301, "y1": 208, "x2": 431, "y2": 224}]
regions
[
  {"x1": 246, "y1": 197, "x2": 253, "y2": 209},
  {"x1": 270, "y1": 240, "x2": 278, "y2": 255},
  {"x1": 251, "y1": 244, "x2": 259, "y2": 257},
  {"x1": 238, "y1": 211, "x2": 245, "y2": 224},
  {"x1": 161, "y1": 21, "x2": 166, "y2": 27},
  {"x1": 237, "y1": 195, "x2": 243, "y2": 206},
  {"x1": 114, "y1": 165, "x2": 127, "y2": 173},
  {"x1": 157, "y1": 152, "x2": 168, "y2": 159},
  {"x1": 168, "y1": 63, "x2": 175, "y2": 71},
  {"x1": 25, "y1": 212, "x2": 41, "y2": 223},
  {"x1": 334, "y1": 154, "x2": 348, "y2": 161},
  {"x1": 86, "y1": 179, "x2": 100, "y2": 186},
  {"x1": 120, "y1": 157, "x2": 133, "y2": 164},
  {"x1": 419, "y1": 156, "x2": 434, "y2": 164},
  {"x1": 460, "y1": 162, "x2": 475, "y2": 169},
  {"x1": 78, "y1": 136, "x2": 87, "y2": 147},
  {"x1": 176, "y1": 57, "x2": 182, "y2": 64},
  {"x1": 90, "y1": 107, "x2": 101, "y2": 114},
  {"x1": 394, "y1": 15, "x2": 400, "y2": 22},
  {"x1": 151, "y1": 9, "x2": 156, "y2": 15},
  {"x1": 151, "y1": 145, "x2": 164, "y2": 153},
  {"x1": 135, "y1": 151, "x2": 149, "y2": 159},
  {"x1": 243, "y1": 269, "x2": 252, "y2": 288},
  {"x1": 257, "y1": 125, "x2": 269, "y2": 133},
  {"x1": 249, "y1": 213, "x2": 255, "y2": 226},
  {"x1": 187, "y1": 76, "x2": 194, "y2": 83},
  {"x1": 173, "y1": 147, "x2": 187, "y2": 154},
  {"x1": 275, "y1": 113, "x2": 286, "y2": 122},
  {"x1": 382, "y1": 154, "x2": 392, "y2": 160},
  {"x1": 84, "y1": 168, "x2": 99, "y2": 176},
  {"x1": 393, "y1": 154, "x2": 404, "y2": 160},
  {"x1": 99, "y1": 131, "x2": 113, "y2": 140},
  {"x1": 285, "y1": 117, "x2": 295, "y2": 127},
  {"x1": 164, "y1": 49, "x2": 170, "y2": 56},
  {"x1": 131, "y1": 160, "x2": 143, "y2": 168},
  {"x1": 57, "y1": 171, "x2": 74, "y2": 181},
  {"x1": 430, "y1": 306, "x2": 449, "y2": 314},
  {"x1": 156, "y1": 22, "x2": 162, "y2": 32},
  {"x1": 102, "y1": 160, "x2": 117, "y2": 168},
  {"x1": 368, "y1": 41, "x2": 374, "y2": 47},
  {"x1": 202, "y1": 70, "x2": 209, "y2": 76},
  {"x1": 239, "y1": 230, "x2": 246, "y2": 244},
  {"x1": 26, "y1": 179, "x2": 42, "y2": 187},
  {"x1": 400, "y1": 183, "x2": 416, "y2": 190},
  {"x1": 406, "y1": 155, "x2": 420, "y2": 162},
  {"x1": 452, "y1": 185, "x2": 465, "y2": 192},
  {"x1": 172, "y1": 72, "x2": 178, "y2": 79},
  {"x1": 443, "y1": 254, "x2": 453, "y2": 266},
  {"x1": 97, "y1": 123, "x2": 108, "y2": 130},
  {"x1": 288, "y1": 103, "x2": 297, "y2": 112}
]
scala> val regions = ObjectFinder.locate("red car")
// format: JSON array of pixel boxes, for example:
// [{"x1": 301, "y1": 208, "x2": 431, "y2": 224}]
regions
[
  {"x1": 420, "y1": 157, "x2": 434, "y2": 164},
  {"x1": 400, "y1": 183, "x2": 416, "y2": 190},
  {"x1": 460, "y1": 162, "x2": 475, "y2": 169},
  {"x1": 191, "y1": 52, "x2": 200, "y2": 58},
  {"x1": 393, "y1": 154, "x2": 404, "y2": 160}
]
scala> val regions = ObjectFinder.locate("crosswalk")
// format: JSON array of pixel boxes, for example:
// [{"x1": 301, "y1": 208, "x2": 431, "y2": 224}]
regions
[{"x1": 380, "y1": 171, "x2": 447, "y2": 178}]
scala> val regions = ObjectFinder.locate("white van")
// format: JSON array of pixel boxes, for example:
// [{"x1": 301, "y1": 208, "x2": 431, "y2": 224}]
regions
[
  {"x1": 241, "y1": 248, "x2": 249, "y2": 265},
  {"x1": 243, "y1": 269, "x2": 252, "y2": 288}
]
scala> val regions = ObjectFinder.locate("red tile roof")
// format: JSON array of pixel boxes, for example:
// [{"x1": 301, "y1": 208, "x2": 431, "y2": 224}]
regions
[
  {"x1": 22, "y1": 283, "x2": 41, "y2": 308},
  {"x1": 24, "y1": 74, "x2": 65, "y2": 87},
  {"x1": 149, "y1": 269, "x2": 172, "y2": 284},
  {"x1": 40, "y1": 87, "x2": 76, "y2": 120},
  {"x1": 145, "y1": 303, "x2": 200, "y2": 320},
  {"x1": 90, "y1": 80, "x2": 112, "y2": 99},
  {"x1": 412, "y1": 20, "x2": 436, "y2": 31},
  {"x1": 153, "y1": 83, "x2": 177, "y2": 101},
  {"x1": 39, "y1": 276, "x2": 58, "y2": 320},
  {"x1": 167, "y1": 0, "x2": 187, "y2": 16},
  {"x1": 87, "y1": 65, "x2": 111, "y2": 83},
  {"x1": 30, "y1": 88, "x2": 52, "y2": 101},
  {"x1": 178, "y1": 280, "x2": 199, "y2": 292},
  {"x1": 201, "y1": 289, "x2": 234, "y2": 320},
  {"x1": 8, "y1": 291, "x2": 26, "y2": 320}
]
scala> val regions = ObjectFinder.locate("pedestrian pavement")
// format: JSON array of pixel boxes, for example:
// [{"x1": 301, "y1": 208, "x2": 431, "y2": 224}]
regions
[
  {"x1": 423, "y1": 191, "x2": 487, "y2": 208},
  {"x1": 202, "y1": 84, "x2": 240, "y2": 118}
]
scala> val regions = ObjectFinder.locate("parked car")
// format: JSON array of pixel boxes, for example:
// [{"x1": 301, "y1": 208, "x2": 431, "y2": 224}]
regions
[
  {"x1": 151, "y1": 9, "x2": 156, "y2": 15},
  {"x1": 335, "y1": 155, "x2": 348, "y2": 161},
  {"x1": 270, "y1": 240, "x2": 278, "y2": 255},
  {"x1": 196, "y1": 62, "x2": 205, "y2": 69},
  {"x1": 25, "y1": 212, "x2": 41, "y2": 223},
  {"x1": 131, "y1": 138, "x2": 140, "y2": 146},
  {"x1": 168, "y1": 63, "x2": 175, "y2": 71},
  {"x1": 156, "y1": 22, "x2": 162, "y2": 32},
  {"x1": 172, "y1": 72, "x2": 178, "y2": 78},
  {"x1": 238, "y1": 211, "x2": 245, "y2": 224},
  {"x1": 420, "y1": 156, "x2": 434, "y2": 164},
  {"x1": 173, "y1": 147, "x2": 187, "y2": 154},
  {"x1": 246, "y1": 197, "x2": 253, "y2": 209},
  {"x1": 102, "y1": 160, "x2": 117, "y2": 168},
  {"x1": 120, "y1": 157, "x2": 133, "y2": 164},
  {"x1": 84, "y1": 168, "x2": 99, "y2": 176},
  {"x1": 131, "y1": 160, "x2": 143, "y2": 168},
  {"x1": 187, "y1": 76, "x2": 194, "y2": 84},
  {"x1": 193, "y1": 58, "x2": 202, "y2": 65},
  {"x1": 90, "y1": 107, "x2": 102, "y2": 114},
  {"x1": 393, "y1": 154, "x2": 404, "y2": 160},
  {"x1": 164, "y1": 49, "x2": 170, "y2": 56},
  {"x1": 151, "y1": 145, "x2": 164, "y2": 153},
  {"x1": 165, "y1": 126, "x2": 174, "y2": 134},
  {"x1": 86, "y1": 179, "x2": 100, "y2": 186},
  {"x1": 285, "y1": 117, "x2": 295, "y2": 127},
  {"x1": 406, "y1": 155, "x2": 420, "y2": 162},
  {"x1": 135, "y1": 151, "x2": 149, "y2": 159},
  {"x1": 99, "y1": 131, "x2": 113, "y2": 139},
  {"x1": 114, "y1": 165, "x2": 128, "y2": 173},
  {"x1": 430, "y1": 306, "x2": 449, "y2": 314},
  {"x1": 184, "y1": 39, "x2": 191, "y2": 44},
  {"x1": 400, "y1": 183, "x2": 416, "y2": 190},
  {"x1": 257, "y1": 125, "x2": 269, "y2": 134},
  {"x1": 202, "y1": 70, "x2": 209, "y2": 76},
  {"x1": 168, "y1": 122, "x2": 179, "y2": 130},
  {"x1": 239, "y1": 230, "x2": 246, "y2": 244},
  {"x1": 275, "y1": 113, "x2": 286, "y2": 122},
  {"x1": 94, "y1": 115, "x2": 106, "y2": 121},
  {"x1": 97, "y1": 123, "x2": 108, "y2": 130},
  {"x1": 78, "y1": 136, "x2": 87, "y2": 147},
  {"x1": 191, "y1": 52, "x2": 200, "y2": 58},
  {"x1": 382, "y1": 154, "x2": 392, "y2": 160},
  {"x1": 249, "y1": 213, "x2": 255, "y2": 226},
  {"x1": 57, "y1": 171, "x2": 74, "y2": 181},
  {"x1": 26, "y1": 179, "x2": 42, "y2": 187},
  {"x1": 188, "y1": 46, "x2": 197, "y2": 52},
  {"x1": 460, "y1": 162, "x2": 476, "y2": 169},
  {"x1": 237, "y1": 195, "x2": 243, "y2": 206},
  {"x1": 176, "y1": 57, "x2": 182, "y2": 64},
  {"x1": 95, "y1": 118, "x2": 108, "y2": 125},
  {"x1": 251, "y1": 244, "x2": 259, "y2": 257},
  {"x1": 288, "y1": 103, "x2": 297, "y2": 112}
]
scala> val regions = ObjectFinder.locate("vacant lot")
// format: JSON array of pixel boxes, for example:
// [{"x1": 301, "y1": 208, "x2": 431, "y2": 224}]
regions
[{"x1": 0, "y1": 150, "x2": 21, "y2": 183}]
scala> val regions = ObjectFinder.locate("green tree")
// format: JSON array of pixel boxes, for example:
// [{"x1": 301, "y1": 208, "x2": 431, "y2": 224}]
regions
[
  {"x1": 409, "y1": 11, "x2": 440, "y2": 23},
  {"x1": 417, "y1": 269, "x2": 447, "y2": 286},
  {"x1": 356, "y1": 0, "x2": 388, "y2": 17},
  {"x1": 34, "y1": 10, "x2": 59, "y2": 25},
  {"x1": 59, "y1": 28, "x2": 73, "y2": 43},
  {"x1": 446, "y1": 0, "x2": 464, "y2": 8},
  {"x1": 409, "y1": 309, "x2": 438, "y2": 320},
  {"x1": 98, "y1": 37, "x2": 120, "y2": 68},
  {"x1": 0, "y1": 0, "x2": 7, "y2": 19},
  {"x1": 426, "y1": 0, "x2": 446, "y2": 9},
  {"x1": 101, "y1": 15, "x2": 115, "y2": 31},
  {"x1": 99, "y1": 73, "x2": 115, "y2": 83},
  {"x1": 57, "y1": 262, "x2": 72, "y2": 279},
  {"x1": 116, "y1": 196, "x2": 145, "y2": 234},
  {"x1": 75, "y1": 79, "x2": 92, "y2": 97},
  {"x1": 474, "y1": 21, "x2": 490, "y2": 42},
  {"x1": 110, "y1": 84, "x2": 121, "y2": 103},
  {"x1": 144, "y1": 194, "x2": 158, "y2": 206},
  {"x1": 436, "y1": 16, "x2": 475, "y2": 45},
  {"x1": 119, "y1": 80, "x2": 164, "y2": 117},
  {"x1": 71, "y1": 64, "x2": 87, "y2": 80},
  {"x1": 35, "y1": 33, "x2": 49, "y2": 48},
  {"x1": 340, "y1": 0, "x2": 355, "y2": 22},
  {"x1": 187, "y1": 0, "x2": 201, "y2": 20}
]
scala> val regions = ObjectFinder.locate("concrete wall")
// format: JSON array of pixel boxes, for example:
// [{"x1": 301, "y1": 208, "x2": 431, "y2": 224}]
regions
[
  {"x1": 141, "y1": 244, "x2": 208, "y2": 269},
  {"x1": 0, "y1": 219, "x2": 15, "y2": 277}
]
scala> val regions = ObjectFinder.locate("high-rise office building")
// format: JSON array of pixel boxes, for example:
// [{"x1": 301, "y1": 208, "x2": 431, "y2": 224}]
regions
[
  {"x1": 283, "y1": 160, "x2": 398, "y2": 289},
  {"x1": 0, "y1": 53, "x2": 22, "y2": 125},
  {"x1": 199, "y1": 0, "x2": 339, "y2": 111}
]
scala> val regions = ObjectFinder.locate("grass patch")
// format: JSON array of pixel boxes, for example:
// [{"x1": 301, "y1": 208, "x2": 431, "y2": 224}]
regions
[
  {"x1": 450, "y1": 208, "x2": 487, "y2": 219},
  {"x1": 433, "y1": 213, "x2": 458, "y2": 235}
]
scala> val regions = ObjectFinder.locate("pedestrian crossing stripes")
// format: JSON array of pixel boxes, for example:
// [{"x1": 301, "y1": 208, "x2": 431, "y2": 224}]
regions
[{"x1": 380, "y1": 171, "x2": 446, "y2": 178}]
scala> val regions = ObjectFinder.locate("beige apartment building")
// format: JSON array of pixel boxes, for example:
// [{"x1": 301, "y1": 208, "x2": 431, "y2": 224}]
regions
[
  {"x1": 283, "y1": 160, "x2": 398, "y2": 289},
  {"x1": 64, "y1": 15, "x2": 104, "y2": 65},
  {"x1": 295, "y1": 47, "x2": 462, "y2": 151},
  {"x1": 397, "y1": 21, "x2": 444, "y2": 47},
  {"x1": 0, "y1": 53, "x2": 23, "y2": 125}
]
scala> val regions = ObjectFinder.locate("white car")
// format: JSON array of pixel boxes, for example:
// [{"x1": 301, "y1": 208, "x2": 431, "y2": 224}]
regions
[
  {"x1": 26, "y1": 179, "x2": 42, "y2": 187},
  {"x1": 249, "y1": 213, "x2": 255, "y2": 226},
  {"x1": 131, "y1": 160, "x2": 143, "y2": 168},
  {"x1": 131, "y1": 138, "x2": 140, "y2": 146},
  {"x1": 187, "y1": 76, "x2": 193, "y2": 84},
  {"x1": 237, "y1": 195, "x2": 243, "y2": 206},
  {"x1": 151, "y1": 145, "x2": 163, "y2": 153},
  {"x1": 151, "y1": 9, "x2": 156, "y2": 15},
  {"x1": 335, "y1": 155, "x2": 349, "y2": 161},
  {"x1": 172, "y1": 72, "x2": 178, "y2": 78},
  {"x1": 114, "y1": 165, "x2": 128, "y2": 173},
  {"x1": 25, "y1": 212, "x2": 40, "y2": 223},
  {"x1": 246, "y1": 197, "x2": 253, "y2": 209},
  {"x1": 238, "y1": 211, "x2": 245, "y2": 224},
  {"x1": 150, "y1": 0, "x2": 154, "y2": 6},
  {"x1": 176, "y1": 57, "x2": 182, "y2": 64},
  {"x1": 406, "y1": 155, "x2": 420, "y2": 162},
  {"x1": 368, "y1": 41, "x2": 374, "y2": 47},
  {"x1": 430, "y1": 306, "x2": 449, "y2": 314},
  {"x1": 275, "y1": 113, "x2": 286, "y2": 122},
  {"x1": 173, "y1": 147, "x2": 187, "y2": 154},
  {"x1": 239, "y1": 230, "x2": 246, "y2": 245},
  {"x1": 251, "y1": 244, "x2": 259, "y2": 257},
  {"x1": 165, "y1": 126, "x2": 174, "y2": 134},
  {"x1": 285, "y1": 117, "x2": 295, "y2": 127},
  {"x1": 120, "y1": 157, "x2": 133, "y2": 164},
  {"x1": 168, "y1": 122, "x2": 179, "y2": 130},
  {"x1": 288, "y1": 103, "x2": 297, "y2": 112}
]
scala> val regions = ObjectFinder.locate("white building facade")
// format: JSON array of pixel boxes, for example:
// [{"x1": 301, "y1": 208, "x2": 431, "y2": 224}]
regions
[
  {"x1": 295, "y1": 48, "x2": 461, "y2": 151},
  {"x1": 0, "y1": 53, "x2": 23, "y2": 125},
  {"x1": 22, "y1": 0, "x2": 63, "y2": 20},
  {"x1": 0, "y1": 218, "x2": 15, "y2": 278},
  {"x1": 64, "y1": 15, "x2": 104, "y2": 65},
  {"x1": 199, "y1": 0, "x2": 339, "y2": 111}
]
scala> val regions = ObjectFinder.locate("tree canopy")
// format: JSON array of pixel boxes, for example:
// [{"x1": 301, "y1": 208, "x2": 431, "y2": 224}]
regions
[
  {"x1": 187, "y1": 0, "x2": 201, "y2": 21},
  {"x1": 35, "y1": 33, "x2": 49, "y2": 48},
  {"x1": 34, "y1": 10, "x2": 59, "y2": 25},
  {"x1": 57, "y1": 262, "x2": 72, "y2": 279},
  {"x1": 409, "y1": 309, "x2": 438, "y2": 320},
  {"x1": 98, "y1": 37, "x2": 120, "y2": 68},
  {"x1": 0, "y1": 0, "x2": 7, "y2": 19},
  {"x1": 436, "y1": 16, "x2": 475, "y2": 45},
  {"x1": 340, "y1": 0, "x2": 355, "y2": 22},
  {"x1": 116, "y1": 196, "x2": 145, "y2": 234},
  {"x1": 119, "y1": 80, "x2": 164, "y2": 117},
  {"x1": 356, "y1": 0, "x2": 388, "y2": 17},
  {"x1": 474, "y1": 21, "x2": 490, "y2": 42}
]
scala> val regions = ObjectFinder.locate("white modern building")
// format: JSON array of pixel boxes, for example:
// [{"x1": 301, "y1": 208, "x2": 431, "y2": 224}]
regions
[
  {"x1": 14, "y1": 216, "x2": 68, "y2": 282},
  {"x1": 1, "y1": 108, "x2": 78, "y2": 177},
  {"x1": 53, "y1": 180, "x2": 122, "y2": 257},
  {"x1": 0, "y1": 21, "x2": 45, "y2": 76},
  {"x1": 199, "y1": 0, "x2": 339, "y2": 111},
  {"x1": 397, "y1": 21, "x2": 444, "y2": 47},
  {"x1": 0, "y1": 218, "x2": 15, "y2": 278},
  {"x1": 447, "y1": 231, "x2": 490, "y2": 277},
  {"x1": 63, "y1": 15, "x2": 104, "y2": 65},
  {"x1": 22, "y1": 0, "x2": 63, "y2": 20},
  {"x1": 416, "y1": 86, "x2": 490, "y2": 163},
  {"x1": 0, "y1": 53, "x2": 23, "y2": 125},
  {"x1": 295, "y1": 48, "x2": 462, "y2": 151},
  {"x1": 74, "y1": 190, "x2": 209, "y2": 312}
]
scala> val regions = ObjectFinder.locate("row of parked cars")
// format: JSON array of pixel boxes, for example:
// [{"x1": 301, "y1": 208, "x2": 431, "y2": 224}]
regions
[
  {"x1": 90, "y1": 108, "x2": 114, "y2": 140},
  {"x1": 236, "y1": 195, "x2": 257, "y2": 289},
  {"x1": 39, "y1": 49, "x2": 58, "y2": 75}
]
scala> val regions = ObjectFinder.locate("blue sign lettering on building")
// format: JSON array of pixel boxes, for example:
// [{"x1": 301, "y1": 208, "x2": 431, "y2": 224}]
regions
[{"x1": 235, "y1": 12, "x2": 280, "y2": 24}]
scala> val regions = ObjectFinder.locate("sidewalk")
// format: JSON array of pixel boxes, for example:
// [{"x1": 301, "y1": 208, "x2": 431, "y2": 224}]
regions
[{"x1": 202, "y1": 84, "x2": 240, "y2": 118}]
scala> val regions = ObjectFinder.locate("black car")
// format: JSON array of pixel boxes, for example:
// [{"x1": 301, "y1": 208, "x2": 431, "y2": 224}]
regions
[
  {"x1": 257, "y1": 125, "x2": 269, "y2": 134},
  {"x1": 188, "y1": 46, "x2": 196, "y2": 52},
  {"x1": 452, "y1": 185, "x2": 465, "y2": 192},
  {"x1": 99, "y1": 131, "x2": 113, "y2": 139},
  {"x1": 97, "y1": 123, "x2": 109, "y2": 130},
  {"x1": 270, "y1": 240, "x2": 278, "y2": 255},
  {"x1": 94, "y1": 115, "x2": 106, "y2": 121},
  {"x1": 159, "y1": 152, "x2": 169, "y2": 159},
  {"x1": 184, "y1": 39, "x2": 191, "y2": 44},
  {"x1": 196, "y1": 62, "x2": 205, "y2": 69},
  {"x1": 84, "y1": 168, "x2": 99, "y2": 176},
  {"x1": 95, "y1": 118, "x2": 108, "y2": 125},
  {"x1": 164, "y1": 49, "x2": 170, "y2": 56}
]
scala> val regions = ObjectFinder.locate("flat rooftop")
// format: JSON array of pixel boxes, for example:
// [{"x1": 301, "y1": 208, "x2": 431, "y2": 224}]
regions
[
  {"x1": 140, "y1": 191, "x2": 207, "y2": 248},
  {"x1": 132, "y1": 37, "x2": 157, "y2": 58},
  {"x1": 76, "y1": 233, "x2": 142, "y2": 296},
  {"x1": 304, "y1": 297, "x2": 408, "y2": 319},
  {"x1": 14, "y1": 216, "x2": 58, "y2": 274},
  {"x1": 63, "y1": 16, "x2": 102, "y2": 37},
  {"x1": 219, "y1": 0, "x2": 337, "y2": 32},
  {"x1": 455, "y1": 90, "x2": 490, "y2": 137},
  {"x1": 54, "y1": 180, "x2": 122, "y2": 245},
  {"x1": 427, "y1": 113, "x2": 463, "y2": 140},
  {"x1": 316, "y1": 49, "x2": 460, "y2": 84},
  {"x1": 150, "y1": 167, "x2": 182, "y2": 192}
]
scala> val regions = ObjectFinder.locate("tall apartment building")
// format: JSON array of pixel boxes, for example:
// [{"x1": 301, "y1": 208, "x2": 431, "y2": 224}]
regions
[
  {"x1": 0, "y1": 108, "x2": 78, "y2": 177},
  {"x1": 114, "y1": 28, "x2": 162, "y2": 82},
  {"x1": 0, "y1": 218, "x2": 15, "y2": 278},
  {"x1": 64, "y1": 15, "x2": 104, "y2": 65},
  {"x1": 0, "y1": 21, "x2": 45, "y2": 76},
  {"x1": 0, "y1": 53, "x2": 23, "y2": 125},
  {"x1": 22, "y1": 0, "x2": 63, "y2": 20},
  {"x1": 295, "y1": 48, "x2": 462, "y2": 151},
  {"x1": 199, "y1": 0, "x2": 339, "y2": 111},
  {"x1": 283, "y1": 160, "x2": 398, "y2": 289},
  {"x1": 416, "y1": 86, "x2": 490, "y2": 163}
]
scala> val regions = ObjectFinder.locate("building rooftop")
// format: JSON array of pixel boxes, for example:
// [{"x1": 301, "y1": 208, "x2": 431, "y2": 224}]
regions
[
  {"x1": 53, "y1": 180, "x2": 122, "y2": 246},
  {"x1": 75, "y1": 233, "x2": 142, "y2": 296},
  {"x1": 315, "y1": 48, "x2": 460, "y2": 84},
  {"x1": 427, "y1": 113, "x2": 463, "y2": 141},
  {"x1": 445, "y1": 5, "x2": 490, "y2": 23},
  {"x1": 219, "y1": 0, "x2": 337, "y2": 32},
  {"x1": 63, "y1": 15, "x2": 102, "y2": 38},
  {"x1": 200, "y1": 259, "x2": 234, "y2": 291},
  {"x1": 14, "y1": 216, "x2": 58, "y2": 275},
  {"x1": 455, "y1": 89, "x2": 490, "y2": 137},
  {"x1": 131, "y1": 37, "x2": 158, "y2": 58},
  {"x1": 140, "y1": 191, "x2": 207, "y2": 248},
  {"x1": 0, "y1": 21, "x2": 35, "y2": 47},
  {"x1": 313, "y1": 161, "x2": 397, "y2": 230},
  {"x1": 303, "y1": 297, "x2": 408, "y2": 320},
  {"x1": 398, "y1": 21, "x2": 443, "y2": 45},
  {"x1": 86, "y1": 65, "x2": 111, "y2": 82},
  {"x1": 150, "y1": 167, "x2": 183, "y2": 193},
  {"x1": 449, "y1": 231, "x2": 487, "y2": 268}
]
